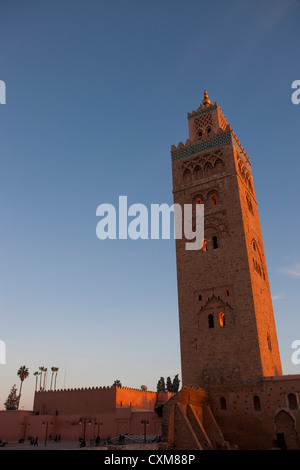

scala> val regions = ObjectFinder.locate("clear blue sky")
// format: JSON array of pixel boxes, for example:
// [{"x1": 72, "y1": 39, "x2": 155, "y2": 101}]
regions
[{"x1": 0, "y1": 0, "x2": 299, "y2": 410}]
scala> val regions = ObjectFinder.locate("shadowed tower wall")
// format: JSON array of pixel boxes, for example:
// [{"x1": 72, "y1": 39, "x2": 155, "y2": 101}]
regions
[{"x1": 171, "y1": 91, "x2": 282, "y2": 387}]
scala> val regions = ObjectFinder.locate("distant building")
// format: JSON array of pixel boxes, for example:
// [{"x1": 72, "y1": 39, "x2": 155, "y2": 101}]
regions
[{"x1": 0, "y1": 386, "x2": 171, "y2": 443}]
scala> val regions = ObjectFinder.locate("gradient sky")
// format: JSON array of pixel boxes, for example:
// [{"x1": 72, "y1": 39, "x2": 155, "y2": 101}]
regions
[{"x1": 0, "y1": 0, "x2": 299, "y2": 410}]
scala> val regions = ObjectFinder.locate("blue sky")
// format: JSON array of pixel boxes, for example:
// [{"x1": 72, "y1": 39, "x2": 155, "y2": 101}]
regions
[{"x1": 0, "y1": 0, "x2": 299, "y2": 410}]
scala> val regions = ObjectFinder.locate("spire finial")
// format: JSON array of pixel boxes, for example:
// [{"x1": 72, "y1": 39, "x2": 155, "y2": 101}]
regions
[{"x1": 202, "y1": 89, "x2": 211, "y2": 106}]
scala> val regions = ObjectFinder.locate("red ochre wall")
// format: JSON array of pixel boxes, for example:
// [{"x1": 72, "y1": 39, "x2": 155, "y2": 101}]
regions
[
  {"x1": 0, "y1": 387, "x2": 169, "y2": 442},
  {"x1": 207, "y1": 375, "x2": 300, "y2": 450}
]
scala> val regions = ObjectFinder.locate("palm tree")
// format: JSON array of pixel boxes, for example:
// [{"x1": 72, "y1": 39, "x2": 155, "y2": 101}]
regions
[
  {"x1": 49, "y1": 367, "x2": 59, "y2": 390},
  {"x1": 33, "y1": 371, "x2": 39, "y2": 392},
  {"x1": 43, "y1": 368, "x2": 48, "y2": 390},
  {"x1": 53, "y1": 367, "x2": 59, "y2": 390},
  {"x1": 17, "y1": 366, "x2": 29, "y2": 409},
  {"x1": 50, "y1": 367, "x2": 55, "y2": 390},
  {"x1": 39, "y1": 367, "x2": 45, "y2": 391},
  {"x1": 112, "y1": 379, "x2": 122, "y2": 387}
]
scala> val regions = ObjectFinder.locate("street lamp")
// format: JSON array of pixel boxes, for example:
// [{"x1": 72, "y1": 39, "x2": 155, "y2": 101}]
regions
[
  {"x1": 42, "y1": 421, "x2": 53, "y2": 447},
  {"x1": 95, "y1": 421, "x2": 103, "y2": 437},
  {"x1": 79, "y1": 418, "x2": 92, "y2": 441},
  {"x1": 141, "y1": 419, "x2": 149, "y2": 443}
]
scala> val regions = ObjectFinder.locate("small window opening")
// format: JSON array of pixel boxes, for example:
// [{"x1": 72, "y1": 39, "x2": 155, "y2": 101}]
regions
[
  {"x1": 225, "y1": 289, "x2": 229, "y2": 296},
  {"x1": 219, "y1": 312, "x2": 225, "y2": 327},
  {"x1": 212, "y1": 236, "x2": 218, "y2": 249},
  {"x1": 202, "y1": 238, "x2": 207, "y2": 252},
  {"x1": 267, "y1": 334, "x2": 272, "y2": 351},
  {"x1": 253, "y1": 395, "x2": 261, "y2": 412},
  {"x1": 207, "y1": 127, "x2": 211, "y2": 135},
  {"x1": 211, "y1": 194, "x2": 217, "y2": 206},
  {"x1": 288, "y1": 393, "x2": 298, "y2": 410},
  {"x1": 219, "y1": 397, "x2": 227, "y2": 410},
  {"x1": 198, "y1": 295, "x2": 202, "y2": 301},
  {"x1": 208, "y1": 314, "x2": 214, "y2": 329}
]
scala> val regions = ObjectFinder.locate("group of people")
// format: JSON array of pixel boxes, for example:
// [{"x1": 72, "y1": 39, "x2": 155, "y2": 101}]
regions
[
  {"x1": 79, "y1": 435, "x2": 101, "y2": 447},
  {"x1": 30, "y1": 437, "x2": 38, "y2": 447},
  {"x1": 49, "y1": 434, "x2": 62, "y2": 443}
]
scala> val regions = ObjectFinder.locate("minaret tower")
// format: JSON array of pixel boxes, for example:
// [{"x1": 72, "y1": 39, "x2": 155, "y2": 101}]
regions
[{"x1": 171, "y1": 91, "x2": 282, "y2": 387}]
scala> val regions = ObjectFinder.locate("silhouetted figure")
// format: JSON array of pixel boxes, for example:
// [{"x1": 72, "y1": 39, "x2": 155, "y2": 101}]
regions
[{"x1": 79, "y1": 438, "x2": 86, "y2": 448}]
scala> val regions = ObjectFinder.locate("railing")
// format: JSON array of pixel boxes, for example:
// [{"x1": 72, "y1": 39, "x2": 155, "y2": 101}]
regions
[{"x1": 90, "y1": 434, "x2": 161, "y2": 447}]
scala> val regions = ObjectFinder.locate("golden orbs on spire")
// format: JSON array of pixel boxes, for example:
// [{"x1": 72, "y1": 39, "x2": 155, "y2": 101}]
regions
[{"x1": 202, "y1": 89, "x2": 211, "y2": 106}]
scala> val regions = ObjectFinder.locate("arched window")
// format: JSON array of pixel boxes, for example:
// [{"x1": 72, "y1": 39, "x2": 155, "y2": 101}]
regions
[
  {"x1": 183, "y1": 169, "x2": 192, "y2": 184},
  {"x1": 253, "y1": 395, "x2": 261, "y2": 412},
  {"x1": 212, "y1": 236, "x2": 218, "y2": 249},
  {"x1": 267, "y1": 334, "x2": 272, "y2": 352},
  {"x1": 211, "y1": 194, "x2": 217, "y2": 206},
  {"x1": 246, "y1": 196, "x2": 254, "y2": 214},
  {"x1": 208, "y1": 314, "x2": 214, "y2": 329},
  {"x1": 219, "y1": 397, "x2": 227, "y2": 410},
  {"x1": 219, "y1": 312, "x2": 225, "y2": 327},
  {"x1": 202, "y1": 238, "x2": 207, "y2": 252},
  {"x1": 194, "y1": 165, "x2": 202, "y2": 180},
  {"x1": 288, "y1": 393, "x2": 298, "y2": 410},
  {"x1": 207, "y1": 127, "x2": 212, "y2": 135},
  {"x1": 204, "y1": 163, "x2": 212, "y2": 177}
]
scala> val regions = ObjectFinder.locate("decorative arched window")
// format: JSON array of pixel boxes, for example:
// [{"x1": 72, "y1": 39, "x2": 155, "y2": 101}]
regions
[
  {"x1": 211, "y1": 194, "x2": 217, "y2": 206},
  {"x1": 207, "y1": 127, "x2": 212, "y2": 135},
  {"x1": 219, "y1": 312, "x2": 225, "y2": 327},
  {"x1": 253, "y1": 395, "x2": 261, "y2": 412},
  {"x1": 208, "y1": 314, "x2": 214, "y2": 329},
  {"x1": 246, "y1": 195, "x2": 254, "y2": 215},
  {"x1": 204, "y1": 163, "x2": 212, "y2": 177},
  {"x1": 212, "y1": 236, "x2": 218, "y2": 249},
  {"x1": 183, "y1": 169, "x2": 192, "y2": 184},
  {"x1": 219, "y1": 397, "x2": 227, "y2": 410},
  {"x1": 194, "y1": 165, "x2": 202, "y2": 180},
  {"x1": 267, "y1": 334, "x2": 272, "y2": 352},
  {"x1": 288, "y1": 393, "x2": 298, "y2": 410}
]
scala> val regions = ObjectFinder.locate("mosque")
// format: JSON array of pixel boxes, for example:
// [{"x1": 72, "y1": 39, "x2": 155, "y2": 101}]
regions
[{"x1": 1, "y1": 91, "x2": 299, "y2": 450}]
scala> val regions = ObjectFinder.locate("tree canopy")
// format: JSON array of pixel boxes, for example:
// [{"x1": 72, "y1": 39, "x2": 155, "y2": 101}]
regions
[{"x1": 4, "y1": 384, "x2": 19, "y2": 410}]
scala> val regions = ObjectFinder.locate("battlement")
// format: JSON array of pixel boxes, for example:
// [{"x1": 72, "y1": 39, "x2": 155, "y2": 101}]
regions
[{"x1": 35, "y1": 385, "x2": 157, "y2": 395}]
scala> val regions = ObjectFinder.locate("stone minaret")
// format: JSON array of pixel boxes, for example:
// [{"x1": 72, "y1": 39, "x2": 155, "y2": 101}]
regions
[{"x1": 171, "y1": 90, "x2": 282, "y2": 387}]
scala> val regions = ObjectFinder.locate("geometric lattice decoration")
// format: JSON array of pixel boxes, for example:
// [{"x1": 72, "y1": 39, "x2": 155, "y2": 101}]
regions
[{"x1": 171, "y1": 132, "x2": 232, "y2": 162}]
